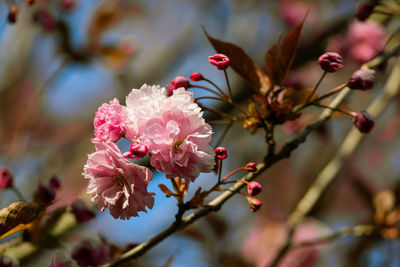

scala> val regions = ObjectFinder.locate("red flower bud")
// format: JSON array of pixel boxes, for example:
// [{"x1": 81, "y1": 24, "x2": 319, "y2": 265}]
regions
[
  {"x1": 190, "y1": 72, "x2": 204, "y2": 81},
  {"x1": 0, "y1": 168, "x2": 13, "y2": 189},
  {"x1": 247, "y1": 197, "x2": 262, "y2": 212},
  {"x1": 49, "y1": 176, "x2": 61, "y2": 191},
  {"x1": 7, "y1": 5, "x2": 19, "y2": 24},
  {"x1": 128, "y1": 142, "x2": 150, "y2": 159},
  {"x1": 214, "y1": 146, "x2": 227, "y2": 160},
  {"x1": 356, "y1": 2, "x2": 376, "y2": 21},
  {"x1": 71, "y1": 241, "x2": 109, "y2": 267},
  {"x1": 61, "y1": 0, "x2": 75, "y2": 10},
  {"x1": 208, "y1": 54, "x2": 230, "y2": 70},
  {"x1": 166, "y1": 76, "x2": 189, "y2": 96},
  {"x1": 348, "y1": 69, "x2": 375, "y2": 90},
  {"x1": 245, "y1": 162, "x2": 257, "y2": 172},
  {"x1": 71, "y1": 199, "x2": 96, "y2": 223},
  {"x1": 352, "y1": 111, "x2": 375, "y2": 133},
  {"x1": 247, "y1": 181, "x2": 262, "y2": 196},
  {"x1": 26, "y1": 0, "x2": 35, "y2": 6},
  {"x1": 318, "y1": 52, "x2": 343, "y2": 73}
]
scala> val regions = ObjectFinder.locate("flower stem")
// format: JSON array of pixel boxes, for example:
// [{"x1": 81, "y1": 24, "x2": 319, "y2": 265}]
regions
[
  {"x1": 305, "y1": 71, "x2": 327, "y2": 104},
  {"x1": 223, "y1": 69, "x2": 233, "y2": 99}
]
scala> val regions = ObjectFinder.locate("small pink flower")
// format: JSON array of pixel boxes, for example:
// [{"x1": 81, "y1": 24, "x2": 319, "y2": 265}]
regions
[
  {"x1": 318, "y1": 52, "x2": 343, "y2": 73},
  {"x1": 166, "y1": 76, "x2": 189, "y2": 96},
  {"x1": 83, "y1": 140, "x2": 154, "y2": 219},
  {"x1": 190, "y1": 72, "x2": 204, "y2": 81},
  {"x1": 208, "y1": 54, "x2": 230, "y2": 70},
  {"x1": 215, "y1": 147, "x2": 227, "y2": 160},
  {"x1": 352, "y1": 111, "x2": 375, "y2": 133},
  {"x1": 145, "y1": 110, "x2": 215, "y2": 182},
  {"x1": 0, "y1": 168, "x2": 13, "y2": 189},
  {"x1": 248, "y1": 181, "x2": 262, "y2": 196},
  {"x1": 94, "y1": 98, "x2": 126, "y2": 142}
]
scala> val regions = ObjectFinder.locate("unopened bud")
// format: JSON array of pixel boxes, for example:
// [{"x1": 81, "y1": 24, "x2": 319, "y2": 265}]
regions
[
  {"x1": 318, "y1": 52, "x2": 343, "y2": 73},
  {"x1": 190, "y1": 72, "x2": 204, "y2": 81},
  {"x1": 61, "y1": 0, "x2": 75, "y2": 10},
  {"x1": 26, "y1": 0, "x2": 35, "y2": 5},
  {"x1": 0, "y1": 168, "x2": 13, "y2": 189},
  {"x1": 49, "y1": 176, "x2": 61, "y2": 191},
  {"x1": 356, "y1": 2, "x2": 376, "y2": 21},
  {"x1": 128, "y1": 142, "x2": 150, "y2": 159},
  {"x1": 71, "y1": 199, "x2": 96, "y2": 223},
  {"x1": 245, "y1": 162, "x2": 257, "y2": 172},
  {"x1": 247, "y1": 197, "x2": 262, "y2": 212},
  {"x1": 214, "y1": 146, "x2": 227, "y2": 160},
  {"x1": 166, "y1": 76, "x2": 189, "y2": 96},
  {"x1": 208, "y1": 54, "x2": 230, "y2": 70},
  {"x1": 352, "y1": 111, "x2": 375, "y2": 133},
  {"x1": 7, "y1": 5, "x2": 19, "y2": 24},
  {"x1": 348, "y1": 69, "x2": 375, "y2": 90},
  {"x1": 247, "y1": 181, "x2": 262, "y2": 196}
]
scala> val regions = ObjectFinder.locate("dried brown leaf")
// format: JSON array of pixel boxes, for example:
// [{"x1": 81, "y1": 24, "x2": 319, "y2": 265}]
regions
[{"x1": 0, "y1": 201, "x2": 45, "y2": 239}]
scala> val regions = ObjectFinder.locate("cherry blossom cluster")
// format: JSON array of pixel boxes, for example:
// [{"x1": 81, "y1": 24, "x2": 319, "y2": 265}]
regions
[{"x1": 83, "y1": 84, "x2": 215, "y2": 219}]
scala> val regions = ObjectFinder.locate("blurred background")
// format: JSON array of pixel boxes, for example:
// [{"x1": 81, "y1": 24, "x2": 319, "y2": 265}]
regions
[{"x1": 1, "y1": 0, "x2": 400, "y2": 266}]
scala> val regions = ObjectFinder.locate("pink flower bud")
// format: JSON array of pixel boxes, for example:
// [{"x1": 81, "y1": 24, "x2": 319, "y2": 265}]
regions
[
  {"x1": 352, "y1": 111, "x2": 375, "y2": 133},
  {"x1": 190, "y1": 72, "x2": 204, "y2": 81},
  {"x1": 49, "y1": 176, "x2": 61, "y2": 191},
  {"x1": 248, "y1": 181, "x2": 262, "y2": 196},
  {"x1": 166, "y1": 76, "x2": 189, "y2": 96},
  {"x1": 245, "y1": 162, "x2": 257, "y2": 172},
  {"x1": 247, "y1": 197, "x2": 262, "y2": 212},
  {"x1": 71, "y1": 240, "x2": 109, "y2": 267},
  {"x1": 71, "y1": 199, "x2": 96, "y2": 223},
  {"x1": 7, "y1": 5, "x2": 19, "y2": 24},
  {"x1": 208, "y1": 54, "x2": 230, "y2": 70},
  {"x1": 128, "y1": 142, "x2": 150, "y2": 159},
  {"x1": 61, "y1": 0, "x2": 75, "y2": 10},
  {"x1": 215, "y1": 146, "x2": 227, "y2": 160},
  {"x1": 318, "y1": 52, "x2": 343, "y2": 73},
  {"x1": 34, "y1": 184, "x2": 56, "y2": 205},
  {"x1": 26, "y1": 0, "x2": 35, "y2": 6},
  {"x1": 0, "y1": 168, "x2": 13, "y2": 189},
  {"x1": 348, "y1": 69, "x2": 375, "y2": 90},
  {"x1": 356, "y1": 2, "x2": 376, "y2": 21}
]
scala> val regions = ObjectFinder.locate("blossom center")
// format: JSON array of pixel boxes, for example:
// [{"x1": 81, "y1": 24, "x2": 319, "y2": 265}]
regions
[
  {"x1": 173, "y1": 139, "x2": 185, "y2": 153},
  {"x1": 114, "y1": 175, "x2": 125, "y2": 187}
]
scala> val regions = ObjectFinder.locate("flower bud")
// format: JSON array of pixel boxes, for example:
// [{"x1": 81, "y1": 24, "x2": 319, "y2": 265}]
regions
[
  {"x1": 128, "y1": 142, "x2": 150, "y2": 159},
  {"x1": 208, "y1": 54, "x2": 230, "y2": 70},
  {"x1": 166, "y1": 76, "x2": 189, "y2": 96},
  {"x1": 348, "y1": 69, "x2": 375, "y2": 90},
  {"x1": 245, "y1": 162, "x2": 257, "y2": 172},
  {"x1": 248, "y1": 181, "x2": 262, "y2": 196},
  {"x1": 26, "y1": 0, "x2": 35, "y2": 6},
  {"x1": 214, "y1": 146, "x2": 227, "y2": 160},
  {"x1": 247, "y1": 197, "x2": 262, "y2": 212},
  {"x1": 0, "y1": 168, "x2": 13, "y2": 189},
  {"x1": 352, "y1": 111, "x2": 375, "y2": 133},
  {"x1": 71, "y1": 240, "x2": 109, "y2": 267},
  {"x1": 318, "y1": 52, "x2": 343, "y2": 73},
  {"x1": 190, "y1": 72, "x2": 204, "y2": 81},
  {"x1": 71, "y1": 199, "x2": 96, "y2": 223},
  {"x1": 49, "y1": 176, "x2": 61, "y2": 191},
  {"x1": 356, "y1": 2, "x2": 376, "y2": 21},
  {"x1": 61, "y1": 0, "x2": 75, "y2": 10},
  {"x1": 34, "y1": 184, "x2": 56, "y2": 205},
  {"x1": 7, "y1": 5, "x2": 19, "y2": 24}
]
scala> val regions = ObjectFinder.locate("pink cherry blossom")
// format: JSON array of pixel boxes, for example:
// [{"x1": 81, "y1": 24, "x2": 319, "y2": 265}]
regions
[
  {"x1": 145, "y1": 109, "x2": 215, "y2": 182},
  {"x1": 83, "y1": 140, "x2": 154, "y2": 219},
  {"x1": 94, "y1": 98, "x2": 127, "y2": 142},
  {"x1": 124, "y1": 84, "x2": 200, "y2": 140}
]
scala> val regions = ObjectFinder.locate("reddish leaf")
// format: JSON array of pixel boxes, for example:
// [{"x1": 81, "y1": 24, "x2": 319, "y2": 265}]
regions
[
  {"x1": 158, "y1": 184, "x2": 175, "y2": 197},
  {"x1": 203, "y1": 28, "x2": 267, "y2": 91},
  {"x1": 0, "y1": 201, "x2": 45, "y2": 239},
  {"x1": 265, "y1": 15, "x2": 307, "y2": 86},
  {"x1": 184, "y1": 187, "x2": 207, "y2": 209}
]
